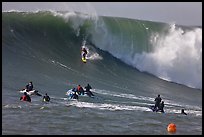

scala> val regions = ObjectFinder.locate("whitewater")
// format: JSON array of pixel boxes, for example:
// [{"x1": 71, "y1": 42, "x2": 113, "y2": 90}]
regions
[
  {"x1": 55, "y1": 10, "x2": 202, "y2": 89},
  {"x1": 2, "y1": 11, "x2": 202, "y2": 135}
]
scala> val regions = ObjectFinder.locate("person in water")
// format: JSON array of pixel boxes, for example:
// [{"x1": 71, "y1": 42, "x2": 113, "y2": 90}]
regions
[
  {"x1": 25, "y1": 82, "x2": 42, "y2": 96},
  {"x1": 84, "y1": 84, "x2": 94, "y2": 97},
  {"x1": 77, "y1": 85, "x2": 85, "y2": 95},
  {"x1": 70, "y1": 90, "x2": 78, "y2": 99},
  {"x1": 26, "y1": 81, "x2": 33, "y2": 92},
  {"x1": 70, "y1": 87, "x2": 77, "y2": 96},
  {"x1": 154, "y1": 94, "x2": 162, "y2": 111},
  {"x1": 43, "y1": 93, "x2": 50, "y2": 102},
  {"x1": 156, "y1": 101, "x2": 164, "y2": 113},
  {"x1": 181, "y1": 109, "x2": 187, "y2": 115},
  {"x1": 20, "y1": 92, "x2": 31, "y2": 102}
]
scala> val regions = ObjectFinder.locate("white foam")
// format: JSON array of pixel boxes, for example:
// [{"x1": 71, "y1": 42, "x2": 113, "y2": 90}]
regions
[
  {"x1": 67, "y1": 101, "x2": 150, "y2": 111},
  {"x1": 81, "y1": 40, "x2": 103, "y2": 60},
  {"x1": 3, "y1": 104, "x2": 22, "y2": 109},
  {"x1": 129, "y1": 26, "x2": 202, "y2": 89},
  {"x1": 90, "y1": 19, "x2": 202, "y2": 89},
  {"x1": 92, "y1": 89, "x2": 154, "y2": 102},
  {"x1": 91, "y1": 88, "x2": 202, "y2": 115},
  {"x1": 49, "y1": 59, "x2": 78, "y2": 73}
]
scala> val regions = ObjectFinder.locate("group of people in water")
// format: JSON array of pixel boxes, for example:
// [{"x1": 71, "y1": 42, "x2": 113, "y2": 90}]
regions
[
  {"x1": 20, "y1": 46, "x2": 89, "y2": 102},
  {"x1": 153, "y1": 94, "x2": 164, "y2": 113},
  {"x1": 20, "y1": 82, "x2": 33, "y2": 102},
  {"x1": 20, "y1": 82, "x2": 187, "y2": 115},
  {"x1": 153, "y1": 94, "x2": 187, "y2": 115},
  {"x1": 70, "y1": 84, "x2": 94, "y2": 99},
  {"x1": 20, "y1": 91, "x2": 50, "y2": 103},
  {"x1": 20, "y1": 81, "x2": 51, "y2": 103},
  {"x1": 20, "y1": 82, "x2": 94, "y2": 102}
]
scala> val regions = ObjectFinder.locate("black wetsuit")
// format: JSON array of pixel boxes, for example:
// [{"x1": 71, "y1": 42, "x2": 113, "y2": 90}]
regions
[
  {"x1": 82, "y1": 48, "x2": 87, "y2": 59},
  {"x1": 71, "y1": 92, "x2": 78, "y2": 99},
  {"x1": 43, "y1": 95, "x2": 50, "y2": 102},
  {"x1": 26, "y1": 83, "x2": 33, "y2": 91},
  {"x1": 181, "y1": 109, "x2": 187, "y2": 115},
  {"x1": 157, "y1": 102, "x2": 164, "y2": 113},
  {"x1": 154, "y1": 96, "x2": 162, "y2": 110},
  {"x1": 85, "y1": 84, "x2": 94, "y2": 97},
  {"x1": 26, "y1": 95, "x2": 31, "y2": 102}
]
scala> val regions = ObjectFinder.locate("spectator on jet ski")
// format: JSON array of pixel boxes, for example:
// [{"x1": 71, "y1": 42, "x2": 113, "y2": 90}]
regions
[
  {"x1": 77, "y1": 85, "x2": 85, "y2": 95},
  {"x1": 85, "y1": 84, "x2": 94, "y2": 97},
  {"x1": 72, "y1": 87, "x2": 77, "y2": 92},
  {"x1": 26, "y1": 81, "x2": 33, "y2": 92},
  {"x1": 70, "y1": 90, "x2": 78, "y2": 99}
]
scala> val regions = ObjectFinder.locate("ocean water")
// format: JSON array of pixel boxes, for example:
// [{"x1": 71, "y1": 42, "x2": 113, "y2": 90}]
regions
[{"x1": 2, "y1": 11, "x2": 202, "y2": 135}]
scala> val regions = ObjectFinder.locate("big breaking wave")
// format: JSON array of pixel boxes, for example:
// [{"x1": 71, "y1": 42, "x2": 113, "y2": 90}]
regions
[{"x1": 3, "y1": 10, "x2": 202, "y2": 89}]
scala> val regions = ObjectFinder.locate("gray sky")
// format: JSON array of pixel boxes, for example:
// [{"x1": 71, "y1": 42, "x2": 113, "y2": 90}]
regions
[{"x1": 2, "y1": 2, "x2": 202, "y2": 26}]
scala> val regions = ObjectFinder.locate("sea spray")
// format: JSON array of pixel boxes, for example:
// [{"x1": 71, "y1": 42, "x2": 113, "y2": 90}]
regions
[
  {"x1": 89, "y1": 17, "x2": 202, "y2": 89},
  {"x1": 131, "y1": 25, "x2": 202, "y2": 89}
]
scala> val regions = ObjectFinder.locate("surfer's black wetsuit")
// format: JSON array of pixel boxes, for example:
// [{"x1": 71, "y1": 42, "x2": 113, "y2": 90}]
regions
[{"x1": 82, "y1": 48, "x2": 87, "y2": 59}]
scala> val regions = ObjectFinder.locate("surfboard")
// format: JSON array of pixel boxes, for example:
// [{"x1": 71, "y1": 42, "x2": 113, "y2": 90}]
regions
[
  {"x1": 81, "y1": 49, "x2": 87, "y2": 63},
  {"x1": 19, "y1": 89, "x2": 36, "y2": 96},
  {"x1": 19, "y1": 89, "x2": 42, "y2": 96},
  {"x1": 81, "y1": 57, "x2": 87, "y2": 63}
]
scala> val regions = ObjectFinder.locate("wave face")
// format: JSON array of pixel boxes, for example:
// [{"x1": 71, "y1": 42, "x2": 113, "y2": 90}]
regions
[
  {"x1": 2, "y1": 11, "x2": 202, "y2": 89},
  {"x1": 88, "y1": 16, "x2": 202, "y2": 90}
]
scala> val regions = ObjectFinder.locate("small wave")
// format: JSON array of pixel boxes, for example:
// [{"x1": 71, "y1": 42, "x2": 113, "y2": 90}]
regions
[{"x1": 66, "y1": 101, "x2": 150, "y2": 111}]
